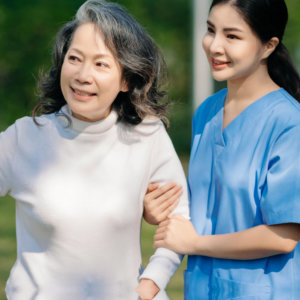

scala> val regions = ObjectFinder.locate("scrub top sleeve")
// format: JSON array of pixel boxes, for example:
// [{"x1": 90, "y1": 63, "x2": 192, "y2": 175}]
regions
[
  {"x1": 0, "y1": 125, "x2": 16, "y2": 196},
  {"x1": 260, "y1": 125, "x2": 300, "y2": 225},
  {"x1": 140, "y1": 125, "x2": 189, "y2": 290}
]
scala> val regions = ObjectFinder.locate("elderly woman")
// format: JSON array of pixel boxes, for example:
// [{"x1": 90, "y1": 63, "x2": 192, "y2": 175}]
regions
[{"x1": 0, "y1": 1, "x2": 188, "y2": 299}]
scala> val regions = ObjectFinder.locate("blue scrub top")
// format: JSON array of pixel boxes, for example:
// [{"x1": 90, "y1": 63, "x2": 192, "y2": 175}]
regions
[{"x1": 186, "y1": 89, "x2": 300, "y2": 300}]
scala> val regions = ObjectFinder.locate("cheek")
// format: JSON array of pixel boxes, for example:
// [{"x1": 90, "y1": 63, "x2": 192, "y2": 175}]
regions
[
  {"x1": 60, "y1": 61, "x2": 69, "y2": 80},
  {"x1": 60, "y1": 62, "x2": 72, "y2": 89},
  {"x1": 60, "y1": 62, "x2": 66, "y2": 82},
  {"x1": 202, "y1": 35, "x2": 211, "y2": 55},
  {"x1": 60, "y1": 64, "x2": 71, "y2": 101}
]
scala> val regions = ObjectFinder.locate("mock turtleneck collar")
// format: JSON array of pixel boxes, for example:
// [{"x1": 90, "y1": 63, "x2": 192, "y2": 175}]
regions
[{"x1": 56, "y1": 105, "x2": 118, "y2": 134}]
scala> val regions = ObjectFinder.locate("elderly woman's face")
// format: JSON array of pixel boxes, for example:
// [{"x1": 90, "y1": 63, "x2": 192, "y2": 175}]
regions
[{"x1": 60, "y1": 22, "x2": 128, "y2": 122}]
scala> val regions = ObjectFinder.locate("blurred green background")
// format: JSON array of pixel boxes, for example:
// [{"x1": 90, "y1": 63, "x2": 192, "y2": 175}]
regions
[{"x1": 0, "y1": 0, "x2": 299, "y2": 299}]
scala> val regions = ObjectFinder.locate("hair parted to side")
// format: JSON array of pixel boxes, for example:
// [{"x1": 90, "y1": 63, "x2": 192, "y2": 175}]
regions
[
  {"x1": 33, "y1": 0, "x2": 169, "y2": 125},
  {"x1": 210, "y1": 0, "x2": 300, "y2": 102}
]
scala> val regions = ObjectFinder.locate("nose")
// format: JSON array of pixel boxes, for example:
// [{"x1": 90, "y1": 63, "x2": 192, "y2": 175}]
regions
[
  {"x1": 75, "y1": 63, "x2": 93, "y2": 84},
  {"x1": 207, "y1": 34, "x2": 225, "y2": 56}
]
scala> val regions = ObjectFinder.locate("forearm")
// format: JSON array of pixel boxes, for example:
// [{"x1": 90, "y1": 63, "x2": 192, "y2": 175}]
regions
[
  {"x1": 140, "y1": 247, "x2": 182, "y2": 290},
  {"x1": 193, "y1": 223, "x2": 300, "y2": 260}
]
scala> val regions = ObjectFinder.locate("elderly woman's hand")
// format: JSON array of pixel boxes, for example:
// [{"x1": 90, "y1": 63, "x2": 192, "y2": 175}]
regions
[
  {"x1": 136, "y1": 278, "x2": 160, "y2": 300},
  {"x1": 143, "y1": 182, "x2": 182, "y2": 225}
]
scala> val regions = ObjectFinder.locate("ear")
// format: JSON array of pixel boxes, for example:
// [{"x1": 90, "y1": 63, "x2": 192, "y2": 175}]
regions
[
  {"x1": 262, "y1": 37, "x2": 280, "y2": 59},
  {"x1": 120, "y1": 79, "x2": 129, "y2": 92}
]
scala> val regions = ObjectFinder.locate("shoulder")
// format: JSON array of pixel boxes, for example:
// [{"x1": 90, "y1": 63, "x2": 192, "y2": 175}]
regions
[
  {"x1": 261, "y1": 89, "x2": 300, "y2": 151},
  {"x1": 193, "y1": 89, "x2": 226, "y2": 120},
  {"x1": 275, "y1": 89, "x2": 300, "y2": 115},
  {"x1": 1, "y1": 114, "x2": 55, "y2": 143},
  {"x1": 16, "y1": 114, "x2": 55, "y2": 134},
  {"x1": 117, "y1": 116, "x2": 171, "y2": 148},
  {"x1": 1, "y1": 116, "x2": 33, "y2": 139},
  {"x1": 121, "y1": 115, "x2": 165, "y2": 137},
  {"x1": 268, "y1": 89, "x2": 300, "y2": 129}
]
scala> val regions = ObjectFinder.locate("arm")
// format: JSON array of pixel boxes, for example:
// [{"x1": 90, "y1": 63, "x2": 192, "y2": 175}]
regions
[
  {"x1": 155, "y1": 123, "x2": 300, "y2": 260},
  {"x1": 137, "y1": 124, "x2": 189, "y2": 298},
  {"x1": 154, "y1": 215, "x2": 300, "y2": 259}
]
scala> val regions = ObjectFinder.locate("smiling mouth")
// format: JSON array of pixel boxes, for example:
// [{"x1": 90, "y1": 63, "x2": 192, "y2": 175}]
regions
[
  {"x1": 71, "y1": 87, "x2": 97, "y2": 97},
  {"x1": 211, "y1": 58, "x2": 230, "y2": 67}
]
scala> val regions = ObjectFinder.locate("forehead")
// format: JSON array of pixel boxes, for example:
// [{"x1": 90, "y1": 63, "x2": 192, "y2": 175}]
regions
[
  {"x1": 68, "y1": 23, "x2": 122, "y2": 69},
  {"x1": 71, "y1": 23, "x2": 106, "y2": 48},
  {"x1": 209, "y1": 3, "x2": 250, "y2": 31}
]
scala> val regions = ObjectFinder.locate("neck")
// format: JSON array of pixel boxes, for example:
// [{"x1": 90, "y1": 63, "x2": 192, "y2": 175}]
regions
[{"x1": 226, "y1": 65, "x2": 280, "y2": 104}]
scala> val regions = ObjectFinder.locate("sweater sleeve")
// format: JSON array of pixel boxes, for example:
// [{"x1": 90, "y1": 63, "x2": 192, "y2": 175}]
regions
[
  {"x1": 139, "y1": 124, "x2": 190, "y2": 290},
  {"x1": 0, "y1": 124, "x2": 16, "y2": 197}
]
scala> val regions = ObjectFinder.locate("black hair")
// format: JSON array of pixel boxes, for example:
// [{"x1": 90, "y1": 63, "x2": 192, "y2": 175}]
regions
[
  {"x1": 33, "y1": 0, "x2": 169, "y2": 125},
  {"x1": 210, "y1": 0, "x2": 300, "y2": 102}
]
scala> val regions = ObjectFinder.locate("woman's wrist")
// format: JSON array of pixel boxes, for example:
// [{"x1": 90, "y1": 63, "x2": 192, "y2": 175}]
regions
[{"x1": 136, "y1": 278, "x2": 160, "y2": 300}]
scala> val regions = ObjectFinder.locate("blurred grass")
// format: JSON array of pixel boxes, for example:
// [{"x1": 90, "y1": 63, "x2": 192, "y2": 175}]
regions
[
  {"x1": 0, "y1": 195, "x2": 16, "y2": 300},
  {"x1": 0, "y1": 155, "x2": 189, "y2": 300}
]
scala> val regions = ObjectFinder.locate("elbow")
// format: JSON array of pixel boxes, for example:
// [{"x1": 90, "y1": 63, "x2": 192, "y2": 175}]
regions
[{"x1": 280, "y1": 240, "x2": 298, "y2": 254}]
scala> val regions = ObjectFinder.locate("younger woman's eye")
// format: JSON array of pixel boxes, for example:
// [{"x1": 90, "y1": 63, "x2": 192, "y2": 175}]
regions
[
  {"x1": 227, "y1": 34, "x2": 238, "y2": 40},
  {"x1": 68, "y1": 55, "x2": 80, "y2": 62},
  {"x1": 207, "y1": 27, "x2": 215, "y2": 34}
]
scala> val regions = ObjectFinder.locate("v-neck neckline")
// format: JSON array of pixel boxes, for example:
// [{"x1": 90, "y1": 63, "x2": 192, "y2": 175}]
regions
[{"x1": 216, "y1": 88, "x2": 283, "y2": 147}]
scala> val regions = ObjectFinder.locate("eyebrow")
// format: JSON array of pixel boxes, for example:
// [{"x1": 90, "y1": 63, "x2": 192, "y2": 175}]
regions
[
  {"x1": 69, "y1": 47, "x2": 112, "y2": 59},
  {"x1": 207, "y1": 20, "x2": 243, "y2": 32}
]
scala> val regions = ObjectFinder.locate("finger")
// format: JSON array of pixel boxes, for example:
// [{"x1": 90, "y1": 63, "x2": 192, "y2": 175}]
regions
[
  {"x1": 154, "y1": 235, "x2": 166, "y2": 246},
  {"x1": 144, "y1": 184, "x2": 181, "y2": 212},
  {"x1": 155, "y1": 226, "x2": 167, "y2": 235},
  {"x1": 154, "y1": 232, "x2": 165, "y2": 242},
  {"x1": 158, "y1": 182, "x2": 182, "y2": 197},
  {"x1": 157, "y1": 189, "x2": 182, "y2": 212},
  {"x1": 147, "y1": 182, "x2": 180, "y2": 200},
  {"x1": 154, "y1": 230, "x2": 165, "y2": 238},
  {"x1": 158, "y1": 218, "x2": 170, "y2": 228},
  {"x1": 154, "y1": 240, "x2": 166, "y2": 249},
  {"x1": 150, "y1": 185, "x2": 182, "y2": 209},
  {"x1": 147, "y1": 183, "x2": 159, "y2": 193},
  {"x1": 153, "y1": 199, "x2": 179, "y2": 223},
  {"x1": 164, "y1": 199, "x2": 179, "y2": 216}
]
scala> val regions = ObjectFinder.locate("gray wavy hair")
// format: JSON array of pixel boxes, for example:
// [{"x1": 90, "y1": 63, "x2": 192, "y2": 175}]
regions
[{"x1": 34, "y1": 0, "x2": 169, "y2": 125}]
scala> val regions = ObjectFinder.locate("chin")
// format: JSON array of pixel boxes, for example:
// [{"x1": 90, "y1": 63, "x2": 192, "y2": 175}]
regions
[
  {"x1": 213, "y1": 77, "x2": 226, "y2": 82},
  {"x1": 211, "y1": 74, "x2": 228, "y2": 82},
  {"x1": 210, "y1": 70, "x2": 226, "y2": 81}
]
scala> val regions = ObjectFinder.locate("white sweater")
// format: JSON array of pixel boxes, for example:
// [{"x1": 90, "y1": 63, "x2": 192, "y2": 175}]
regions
[{"x1": 0, "y1": 106, "x2": 189, "y2": 300}]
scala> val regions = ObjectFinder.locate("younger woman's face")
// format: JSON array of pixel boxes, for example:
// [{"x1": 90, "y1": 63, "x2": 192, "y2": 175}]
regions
[
  {"x1": 60, "y1": 23, "x2": 128, "y2": 122},
  {"x1": 202, "y1": 3, "x2": 268, "y2": 83}
]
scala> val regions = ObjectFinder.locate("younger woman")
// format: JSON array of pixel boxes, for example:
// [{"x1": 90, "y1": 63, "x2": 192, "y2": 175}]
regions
[
  {"x1": 147, "y1": 0, "x2": 300, "y2": 299},
  {"x1": 0, "y1": 1, "x2": 189, "y2": 299}
]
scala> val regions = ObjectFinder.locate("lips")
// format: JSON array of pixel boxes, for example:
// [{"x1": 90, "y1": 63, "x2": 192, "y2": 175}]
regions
[
  {"x1": 71, "y1": 87, "x2": 96, "y2": 97},
  {"x1": 211, "y1": 58, "x2": 230, "y2": 69}
]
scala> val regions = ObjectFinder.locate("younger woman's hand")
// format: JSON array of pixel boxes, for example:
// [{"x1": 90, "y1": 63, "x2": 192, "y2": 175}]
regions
[
  {"x1": 154, "y1": 214, "x2": 199, "y2": 254},
  {"x1": 136, "y1": 278, "x2": 160, "y2": 300},
  {"x1": 143, "y1": 182, "x2": 182, "y2": 225}
]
